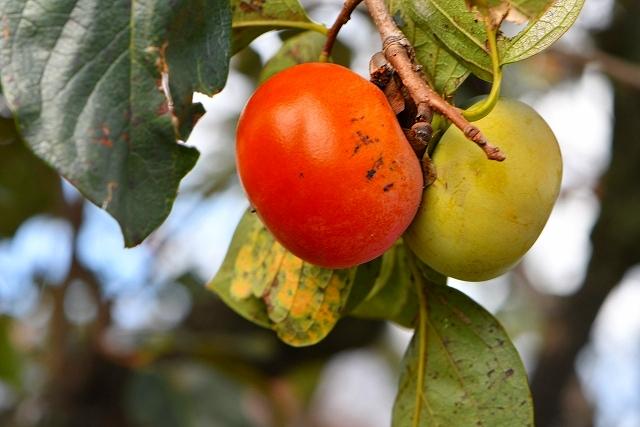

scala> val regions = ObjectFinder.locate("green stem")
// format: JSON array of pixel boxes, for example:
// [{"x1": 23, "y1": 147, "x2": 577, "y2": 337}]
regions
[
  {"x1": 407, "y1": 249, "x2": 428, "y2": 427},
  {"x1": 462, "y1": 22, "x2": 502, "y2": 122},
  {"x1": 232, "y1": 20, "x2": 328, "y2": 35}
]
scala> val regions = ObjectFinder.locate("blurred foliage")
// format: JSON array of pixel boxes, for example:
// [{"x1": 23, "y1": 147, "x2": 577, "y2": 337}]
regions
[
  {"x1": 0, "y1": 317, "x2": 21, "y2": 388},
  {"x1": 0, "y1": 116, "x2": 62, "y2": 238}
]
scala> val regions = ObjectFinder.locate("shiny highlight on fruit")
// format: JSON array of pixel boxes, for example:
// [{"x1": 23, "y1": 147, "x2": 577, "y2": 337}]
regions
[{"x1": 236, "y1": 63, "x2": 423, "y2": 269}]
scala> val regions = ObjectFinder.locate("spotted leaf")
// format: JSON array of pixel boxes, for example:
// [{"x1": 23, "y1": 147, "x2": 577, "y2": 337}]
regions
[{"x1": 208, "y1": 211, "x2": 358, "y2": 347}]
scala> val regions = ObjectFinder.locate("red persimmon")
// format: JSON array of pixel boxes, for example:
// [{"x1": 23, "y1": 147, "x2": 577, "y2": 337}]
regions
[{"x1": 236, "y1": 63, "x2": 422, "y2": 268}]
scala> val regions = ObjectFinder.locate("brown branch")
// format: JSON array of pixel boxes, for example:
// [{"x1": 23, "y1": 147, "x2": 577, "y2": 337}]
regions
[
  {"x1": 320, "y1": 0, "x2": 364, "y2": 62},
  {"x1": 548, "y1": 47, "x2": 640, "y2": 90},
  {"x1": 363, "y1": 0, "x2": 505, "y2": 161}
]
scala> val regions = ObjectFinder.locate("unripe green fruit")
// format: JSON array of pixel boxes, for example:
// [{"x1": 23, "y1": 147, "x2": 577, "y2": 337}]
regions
[{"x1": 405, "y1": 99, "x2": 562, "y2": 281}]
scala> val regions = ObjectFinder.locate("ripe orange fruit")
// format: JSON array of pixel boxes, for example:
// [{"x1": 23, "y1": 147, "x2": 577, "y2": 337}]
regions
[{"x1": 236, "y1": 63, "x2": 423, "y2": 268}]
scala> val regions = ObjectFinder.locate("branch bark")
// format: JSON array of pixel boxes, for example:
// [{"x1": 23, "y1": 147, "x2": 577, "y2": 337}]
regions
[{"x1": 363, "y1": 0, "x2": 505, "y2": 161}]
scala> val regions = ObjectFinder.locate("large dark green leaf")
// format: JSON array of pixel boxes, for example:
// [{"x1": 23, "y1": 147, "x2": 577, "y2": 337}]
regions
[
  {"x1": 389, "y1": 0, "x2": 470, "y2": 96},
  {"x1": 392, "y1": 280, "x2": 534, "y2": 426},
  {"x1": 0, "y1": 0, "x2": 231, "y2": 246},
  {"x1": 0, "y1": 115, "x2": 61, "y2": 238},
  {"x1": 231, "y1": 0, "x2": 325, "y2": 53},
  {"x1": 208, "y1": 211, "x2": 357, "y2": 347}
]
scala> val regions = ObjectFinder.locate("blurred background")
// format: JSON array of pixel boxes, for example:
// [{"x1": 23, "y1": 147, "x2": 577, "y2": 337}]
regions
[{"x1": 0, "y1": 0, "x2": 639, "y2": 426}]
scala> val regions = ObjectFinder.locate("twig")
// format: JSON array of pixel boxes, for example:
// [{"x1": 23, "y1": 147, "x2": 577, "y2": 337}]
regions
[
  {"x1": 320, "y1": 0, "x2": 364, "y2": 62},
  {"x1": 547, "y1": 47, "x2": 640, "y2": 90},
  {"x1": 363, "y1": 0, "x2": 505, "y2": 161}
]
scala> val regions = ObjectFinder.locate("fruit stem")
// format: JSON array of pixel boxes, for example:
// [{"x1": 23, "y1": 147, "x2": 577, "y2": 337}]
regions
[
  {"x1": 363, "y1": 0, "x2": 505, "y2": 161},
  {"x1": 407, "y1": 249, "x2": 428, "y2": 427},
  {"x1": 232, "y1": 20, "x2": 328, "y2": 36},
  {"x1": 462, "y1": 20, "x2": 502, "y2": 121},
  {"x1": 320, "y1": 0, "x2": 364, "y2": 62}
]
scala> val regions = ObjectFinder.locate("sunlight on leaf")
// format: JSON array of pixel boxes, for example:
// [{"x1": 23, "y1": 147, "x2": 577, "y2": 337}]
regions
[
  {"x1": 231, "y1": 0, "x2": 325, "y2": 53},
  {"x1": 502, "y1": 0, "x2": 585, "y2": 64},
  {"x1": 507, "y1": 0, "x2": 554, "y2": 20},
  {"x1": 259, "y1": 31, "x2": 327, "y2": 82}
]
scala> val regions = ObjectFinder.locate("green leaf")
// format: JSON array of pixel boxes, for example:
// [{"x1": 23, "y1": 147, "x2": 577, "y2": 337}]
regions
[
  {"x1": 389, "y1": 1, "x2": 471, "y2": 96},
  {"x1": 410, "y1": 0, "x2": 494, "y2": 81},
  {"x1": 350, "y1": 245, "x2": 421, "y2": 328},
  {"x1": 343, "y1": 257, "x2": 383, "y2": 313},
  {"x1": 231, "y1": 0, "x2": 325, "y2": 53},
  {"x1": 207, "y1": 211, "x2": 357, "y2": 347},
  {"x1": 0, "y1": 0, "x2": 231, "y2": 246},
  {"x1": 392, "y1": 281, "x2": 534, "y2": 426},
  {"x1": 506, "y1": 0, "x2": 554, "y2": 19},
  {"x1": 501, "y1": 0, "x2": 585, "y2": 64},
  {"x1": 466, "y1": 0, "x2": 553, "y2": 19},
  {"x1": 0, "y1": 116, "x2": 62, "y2": 238},
  {"x1": 259, "y1": 31, "x2": 326, "y2": 82},
  {"x1": 127, "y1": 363, "x2": 255, "y2": 427}
]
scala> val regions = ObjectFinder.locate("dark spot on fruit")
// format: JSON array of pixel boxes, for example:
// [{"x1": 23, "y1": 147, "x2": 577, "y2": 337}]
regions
[
  {"x1": 504, "y1": 368, "x2": 514, "y2": 378},
  {"x1": 383, "y1": 183, "x2": 394, "y2": 192},
  {"x1": 353, "y1": 130, "x2": 380, "y2": 155},
  {"x1": 298, "y1": 172, "x2": 304, "y2": 178},
  {"x1": 366, "y1": 156, "x2": 384, "y2": 180},
  {"x1": 350, "y1": 115, "x2": 365, "y2": 123}
]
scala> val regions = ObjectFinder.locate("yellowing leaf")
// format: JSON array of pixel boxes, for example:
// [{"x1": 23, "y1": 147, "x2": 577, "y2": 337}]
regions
[
  {"x1": 267, "y1": 253, "x2": 305, "y2": 323},
  {"x1": 208, "y1": 211, "x2": 358, "y2": 346}
]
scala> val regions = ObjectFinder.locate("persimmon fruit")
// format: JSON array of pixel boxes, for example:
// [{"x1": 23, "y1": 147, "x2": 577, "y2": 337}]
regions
[
  {"x1": 236, "y1": 63, "x2": 423, "y2": 269},
  {"x1": 405, "y1": 99, "x2": 562, "y2": 281}
]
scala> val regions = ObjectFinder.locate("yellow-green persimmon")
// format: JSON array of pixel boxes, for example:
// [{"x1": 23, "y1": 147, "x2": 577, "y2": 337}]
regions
[{"x1": 405, "y1": 99, "x2": 562, "y2": 281}]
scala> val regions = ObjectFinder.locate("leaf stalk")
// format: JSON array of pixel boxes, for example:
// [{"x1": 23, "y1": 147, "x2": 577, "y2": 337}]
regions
[
  {"x1": 363, "y1": 0, "x2": 505, "y2": 161},
  {"x1": 407, "y1": 250, "x2": 428, "y2": 427},
  {"x1": 463, "y1": 20, "x2": 502, "y2": 121}
]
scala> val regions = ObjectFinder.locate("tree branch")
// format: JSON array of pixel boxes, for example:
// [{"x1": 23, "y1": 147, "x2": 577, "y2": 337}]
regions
[
  {"x1": 363, "y1": 0, "x2": 505, "y2": 161},
  {"x1": 320, "y1": 0, "x2": 364, "y2": 62},
  {"x1": 547, "y1": 47, "x2": 640, "y2": 91}
]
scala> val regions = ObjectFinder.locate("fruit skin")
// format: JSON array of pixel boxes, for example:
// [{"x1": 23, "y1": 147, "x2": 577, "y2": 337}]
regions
[
  {"x1": 405, "y1": 99, "x2": 562, "y2": 281},
  {"x1": 236, "y1": 63, "x2": 423, "y2": 269}
]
